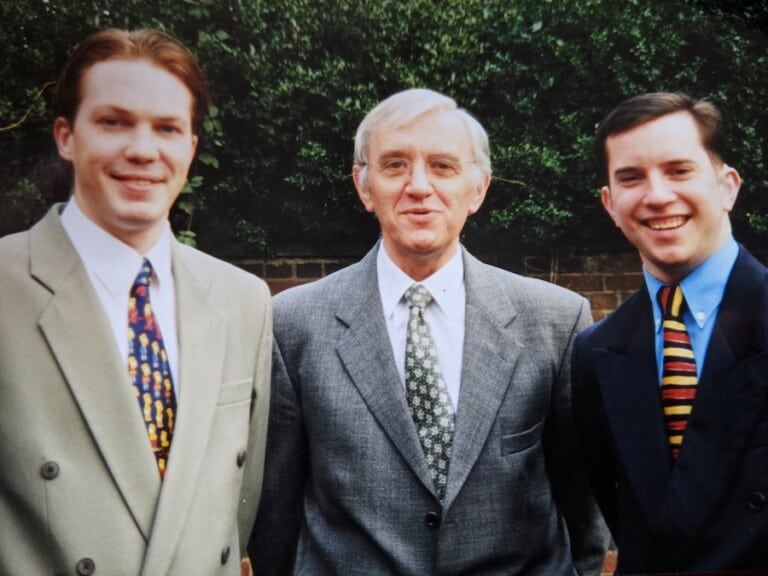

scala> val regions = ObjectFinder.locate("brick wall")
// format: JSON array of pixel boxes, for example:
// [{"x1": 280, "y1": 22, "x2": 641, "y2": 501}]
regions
[{"x1": 235, "y1": 250, "x2": 645, "y2": 320}]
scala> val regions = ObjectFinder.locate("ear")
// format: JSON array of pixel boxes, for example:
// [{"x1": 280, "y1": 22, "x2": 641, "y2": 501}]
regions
[
  {"x1": 468, "y1": 172, "x2": 491, "y2": 215},
  {"x1": 600, "y1": 186, "x2": 620, "y2": 227},
  {"x1": 719, "y1": 164, "x2": 741, "y2": 212},
  {"x1": 352, "y1": 164, "x2": 375, "y2": 213},
  {"x1": 53, "y1": 117, "x2": 75, "y2": 161}
]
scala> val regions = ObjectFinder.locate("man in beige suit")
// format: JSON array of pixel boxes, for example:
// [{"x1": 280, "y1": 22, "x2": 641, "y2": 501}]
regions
[{"x1": 0, "y1": 29, "x2": 271, "y2": 575}]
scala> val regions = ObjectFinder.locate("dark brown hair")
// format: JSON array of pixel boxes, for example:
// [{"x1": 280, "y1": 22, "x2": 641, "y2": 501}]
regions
[
  {"x1": 595, "y1": 92, "x2": 725, "y2": 185},
  {"x1": 53, "y1": 28, "x2": 211, "y2": 135}
]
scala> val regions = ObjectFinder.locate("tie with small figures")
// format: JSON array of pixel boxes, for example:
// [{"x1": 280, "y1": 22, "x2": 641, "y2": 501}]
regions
[
  {"x1": 404, "y1": 284, "x2": 455, "y2": 500},
  {"x1": 128, "y1": 258, "x2": 177, "y2": 478},
  {"x1": 658, "y1": 284, "x2": 698, "y2": 459}
]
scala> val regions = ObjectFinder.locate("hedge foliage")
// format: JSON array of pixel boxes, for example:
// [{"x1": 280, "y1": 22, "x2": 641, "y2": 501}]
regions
[{"x1": 2, "y1": 0, "x2": 767, "y2": 257}]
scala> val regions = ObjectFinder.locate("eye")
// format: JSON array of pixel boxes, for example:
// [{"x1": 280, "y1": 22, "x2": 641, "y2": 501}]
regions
[
  {"x1": 100, "y1": 117, "x2": 124, "y2": 128},
  {"x1": 617, "y1": 174, "x2": 642, "y2": 185},
  {"x1": 158, "y1": 123, "x2": 182, "y2": 135},
  {"x1": 429, "y1": 159, "x2": 461, "y2": 176},
  {"x1": 380, "y1": 159, "x2": 409, "y2": 173},
  {"x1": 670, "y1": 167, "x2": 693, "y2": 177}
]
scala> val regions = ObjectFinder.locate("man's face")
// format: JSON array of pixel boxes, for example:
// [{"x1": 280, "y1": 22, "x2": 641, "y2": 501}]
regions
[
  {"x1": 54, "y1": 59, "x2": 198, "y2": 252},
  {"x1": 353, "y1": 109, "x2": 489, "y2": 279},
  {"x1": 601, "y1": 111, "x2": 740, "y2": 283}
]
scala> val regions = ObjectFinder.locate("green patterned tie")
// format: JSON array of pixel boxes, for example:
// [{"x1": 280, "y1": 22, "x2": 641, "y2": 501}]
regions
[{"x1": 404, "y1": 284, "x2": 455, "y2": 500}]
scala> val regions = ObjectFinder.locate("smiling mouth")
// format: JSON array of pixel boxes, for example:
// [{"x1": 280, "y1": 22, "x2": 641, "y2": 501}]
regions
[
  {"x1": 646, "y1": 216, "x2": 688, "y2": 230},
  {"x1": 119, "y1": 179, "x2": 159, "y2": 188}
]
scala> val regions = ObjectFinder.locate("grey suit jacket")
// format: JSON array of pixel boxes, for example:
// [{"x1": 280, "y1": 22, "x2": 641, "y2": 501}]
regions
[
  {"x1": 250, "y1": 244, "x2": 609, "y2": 575},
  {"x1": 0, "y1": 205, "x2": 272, "y2": 575}
]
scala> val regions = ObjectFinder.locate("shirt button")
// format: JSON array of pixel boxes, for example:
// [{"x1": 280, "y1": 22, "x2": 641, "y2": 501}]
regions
[
  {"x1": 76, "y1": 557, "x2": 95, "y2": 575},
  {"x1": 425, "y1": 511, "x2": 441, "y2": 528},
  {"x1": 695, "y1": 311, "x2": 706, "y2": 322},
  {"x1": 41, "y1": 461, "x2": 60, "y2": 480}
]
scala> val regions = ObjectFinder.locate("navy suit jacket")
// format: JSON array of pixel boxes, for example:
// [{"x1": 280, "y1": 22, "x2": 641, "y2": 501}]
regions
[{"x1": 572, "y1": 245, "x2": 768, "y2": 574}]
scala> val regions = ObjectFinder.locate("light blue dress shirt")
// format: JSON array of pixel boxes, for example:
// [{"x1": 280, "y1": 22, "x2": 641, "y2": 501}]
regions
[{"x1": 644, "y1": 237, "x2": 739, "y2": 384}]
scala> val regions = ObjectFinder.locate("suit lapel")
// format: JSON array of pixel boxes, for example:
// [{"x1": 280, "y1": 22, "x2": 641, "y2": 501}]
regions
[
  {"x1": 594, "y1": 294, "x2": 672, "y2": 527},
  {"x1": 142, "y1": 243, "x2": 227, "y2": 575},
  {"x1": 444, "y1": 251, "x2": 519, "y2": 506},
  {"x1": 660, "y1": 249, "x2": 768, "y2": 549},
  {"x1": 32, "y1": 208, "x2": 160, "y2": 540},
  {"x1": 334, "y1": 248, "x2": 435, "y2": 494}
]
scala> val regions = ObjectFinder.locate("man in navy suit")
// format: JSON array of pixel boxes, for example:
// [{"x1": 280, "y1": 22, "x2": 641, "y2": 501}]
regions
[{"x1": 572, "y1": 91, "x2": 768, "y2": 573}]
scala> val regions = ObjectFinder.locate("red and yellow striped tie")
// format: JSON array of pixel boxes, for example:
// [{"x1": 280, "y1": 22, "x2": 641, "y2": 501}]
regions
[{"x1": 658, "y1": 285, "x2": 697, "y2": 459}]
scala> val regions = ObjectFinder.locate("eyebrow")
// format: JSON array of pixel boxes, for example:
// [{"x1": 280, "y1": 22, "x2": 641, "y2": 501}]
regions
[
  {"x1": 376, "y1": 150, "x2": 462, "y2": 161},
  {"x1": 613, "y1": 158, "x2": 697, "y2": 174},
  {"x1": 90, "y1": 104, "x2": 189, "y2": 124}
]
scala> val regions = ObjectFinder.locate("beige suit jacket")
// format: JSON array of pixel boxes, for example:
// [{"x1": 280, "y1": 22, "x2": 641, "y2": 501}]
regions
[{"x1": 0, "y1": 205, "x2": 271, "y2": 575}]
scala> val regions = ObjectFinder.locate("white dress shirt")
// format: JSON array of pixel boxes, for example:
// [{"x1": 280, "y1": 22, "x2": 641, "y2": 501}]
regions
[
  {"x1": 377, "y1": 243, "x2": 465, "y2": 409},
  {"x1": 60, "y1": 199, "x2": 180, "y2": 393}
]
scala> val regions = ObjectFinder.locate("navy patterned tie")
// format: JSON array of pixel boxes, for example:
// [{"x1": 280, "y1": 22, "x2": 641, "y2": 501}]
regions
[
  {"x1": 127, "y1": 259, "x2": 177, "y2": 478},
  {"x1": 404, "y1": 284, "x2": 455, "y2": 500}
]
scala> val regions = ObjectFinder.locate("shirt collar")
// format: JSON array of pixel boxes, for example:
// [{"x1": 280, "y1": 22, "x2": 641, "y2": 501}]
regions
[
  {"x1": 60, "y1": 198, "x2": 174, "y2": 301},
  {"x1": 377, "y1": 243, "x2": 464, "y2": 319},
  {"x1": 645, "y1": 236, "x2": 738, "y2": 331}
]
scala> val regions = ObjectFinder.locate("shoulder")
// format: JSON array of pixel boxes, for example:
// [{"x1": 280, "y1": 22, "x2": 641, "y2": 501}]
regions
[
  {"x1": 733, "y1": 244, "x2": 768, "y2": 278},
  {"x1": 577, "y1": 288, "x2": 647, "y2": 348},
  {"x1": 272, "y1": 256, "x2": 369, "y2": 312},
  {"x1": 465, "y1": 253, "x2": 589, "y2": 312},
  {"x1": 0, "y1": 229, "x2": 32, "y2": 291},
  {"x1": 174, "y1": 241, "x2": 269, "y2": 299},
  {"x1": 0, "y1": 228, "x2": 30, "y2": 261}
]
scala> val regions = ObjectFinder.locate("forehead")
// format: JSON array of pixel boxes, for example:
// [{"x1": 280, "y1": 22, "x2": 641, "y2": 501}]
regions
[
  {"x1": 78, "y1": 59, "x2": 193, "y2": 120},
  {"x1": 369, "y1": 109, "x2": 472, "y2": 158},
  {"x1": 606, "y1": 111, "x2": 710, "y2": 168}
]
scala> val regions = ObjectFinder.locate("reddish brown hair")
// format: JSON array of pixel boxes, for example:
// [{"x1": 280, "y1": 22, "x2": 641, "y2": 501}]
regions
[{"x1": 53, "y1": 28, "x2": 211, "y2": 135}]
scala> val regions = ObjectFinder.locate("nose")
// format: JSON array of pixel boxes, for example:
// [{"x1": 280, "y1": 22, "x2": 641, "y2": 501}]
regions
[
  {"x1": 124, "y1": 125, "x2": 159, "y2": 162},
  {"x1": 404, "y1": 161, "x2": 433, "y2": 196},
  {"x1": 644, "y1": 174, "x2": 676, "y2": 205}
]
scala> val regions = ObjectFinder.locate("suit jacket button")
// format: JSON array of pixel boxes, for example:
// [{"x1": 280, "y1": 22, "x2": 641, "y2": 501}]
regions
[
  {"x1": 221, "y1": 545, "x2": 231, "y2": 565},
  {"x1": 425, "y1": 511, "x2": 441, "y2": 528},
  {"x1": 236, "y1": 450, "x2": 247, "y2": 468},
  {"x1": 748, "y1": 492, "x2": 766, "y2": 511},
  {"x1": 76, "y1": 557, "x2": 95, "y2": 575},
  {"x1": 41, "y1": 461, "x2": 59, "y2": 480}
]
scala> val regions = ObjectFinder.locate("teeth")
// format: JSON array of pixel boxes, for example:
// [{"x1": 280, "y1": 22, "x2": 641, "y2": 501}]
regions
[
  {"x1": 648, "y1": 217, "x2": 686, "y2": 230},
  {"x1": 121, "y1": 179, "x2": 157, "y2": 187}
]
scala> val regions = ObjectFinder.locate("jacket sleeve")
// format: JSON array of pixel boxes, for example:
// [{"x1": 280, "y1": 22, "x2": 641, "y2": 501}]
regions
[
  {"x1": 247, "y1": 333, "x2": 308, "y2": 575},
  {"x1": 237, "y1": 288, "x2": 273, "y2": 554},
  {"x1": 546, "y1": 297, "x2": 612, "y2": 575},
  {"x1": 570, "y1": 323, "x2": 620, "y2": 540}
]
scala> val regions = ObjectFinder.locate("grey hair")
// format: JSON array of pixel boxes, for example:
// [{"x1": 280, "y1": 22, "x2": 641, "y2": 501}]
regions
[{"x1": 353, "y1": 88, "x2": 492, "y2": 186}]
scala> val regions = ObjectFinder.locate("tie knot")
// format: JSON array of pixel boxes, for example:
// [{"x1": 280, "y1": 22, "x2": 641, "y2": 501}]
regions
[
  {"x1": 405, "y1": 283, "x2": 433, "y2": 310},
  {"x1": 657, "y1": 284, "x2": 686, "y2": 319},
  {"x1": 132, "y1": 258, "x2": 154, "y2": 290}
]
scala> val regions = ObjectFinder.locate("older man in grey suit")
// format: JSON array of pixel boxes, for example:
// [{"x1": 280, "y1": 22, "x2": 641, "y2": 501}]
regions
[{"x1": 249, "y1": 88, "x2": 609, "y2": 575}]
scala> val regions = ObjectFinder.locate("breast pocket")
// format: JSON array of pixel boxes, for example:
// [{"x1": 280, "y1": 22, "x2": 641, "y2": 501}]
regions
[
  {"x1": 501, "y1": 420, "x2": 543, "y2": 456},
  {"x1": 217, "y1": 377, "x2": 253, "y2": 406}
]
